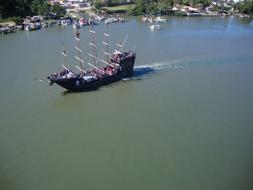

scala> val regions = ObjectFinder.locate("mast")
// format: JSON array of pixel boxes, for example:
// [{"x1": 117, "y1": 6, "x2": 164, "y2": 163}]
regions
[
  {"x1": 61, "y1": 43, "x2": 68, "y2": 68},
  {"x1": 87, "y1": 19, "x2": 115, "y2": 70},
  {"x1": 100, "y1": 24, "x2": 116, "y2": 68},
  {"x1": 74, "y1": 31, "x2": 84, "y2": 71},
  {"x1": 103, "y1": 23, "x2": 110, "y2": 63},
  {"x1": 89, "y1": 20, "x2": 98, "y2": 68},
  {"x1": 116, "y1": 34, "x2": 128, "y2": 53}
]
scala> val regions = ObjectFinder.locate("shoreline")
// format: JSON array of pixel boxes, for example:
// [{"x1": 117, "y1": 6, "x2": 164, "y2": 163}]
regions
[{"x1": 1, "y1": 13, "x2": 252, "y2": 35}]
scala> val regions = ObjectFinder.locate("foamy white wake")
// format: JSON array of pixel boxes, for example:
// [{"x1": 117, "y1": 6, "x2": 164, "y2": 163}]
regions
[
  {"x1": 134, "y1": 62, "x2": 185, "y2": 71},
  {"x1": 133, "y1": 59, "x2": 188, "y2": 74},
  {"x1": 123, "y1": 60, "x2": 189, "y2": 80}
]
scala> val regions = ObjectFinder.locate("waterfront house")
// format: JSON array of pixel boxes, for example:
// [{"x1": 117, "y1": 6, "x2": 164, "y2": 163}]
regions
[{"x1": 48, "y1": 0, "x2": 62, "y2": 6}]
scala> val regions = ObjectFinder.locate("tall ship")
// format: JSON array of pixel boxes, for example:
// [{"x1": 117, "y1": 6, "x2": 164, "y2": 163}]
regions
[{"x1": 48, "y1": 24, "x2": 136, "y2": 91}]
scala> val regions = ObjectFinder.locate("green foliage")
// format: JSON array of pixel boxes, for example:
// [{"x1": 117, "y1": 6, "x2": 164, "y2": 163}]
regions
[
  {"x1": 211, "y1": 3, "x2": 231, "y2": 14},
  {"x1": 12, "y1": 16, "x2": 23, "y2": 24},
  {"x1": 146, "y1": 2, "x2": 158, "y2": 15},
  {"x1": 129, "y1": 0, "x2": 145, "y2": 15},
  {"x1": 128, "y1": 0, "x2": 211, "y2": 15},
  {"x1": 31, "y1": 0, "x2": 50, "y2": 15},
  {"x1": 51, "y1": 5, "x2": 66, "y2": 16},
  {"x1": 237, "y1": 1, "x2": 253, "y2": 14},
  {"x1": 0, "y1": 0, "x2": 244, "y2": 18},
  {"x1": 174, "y1": 11, "x2": 187, "y2": 16},
  {"x1": 0, "y1": 16, "x2": 23, "y2": 24},
  {"x1": 0, "y1": 0, "x2": 66, "y2": 18},
  {"x1": 94, "y1": 0, "x2": 104, "y2": 10}
]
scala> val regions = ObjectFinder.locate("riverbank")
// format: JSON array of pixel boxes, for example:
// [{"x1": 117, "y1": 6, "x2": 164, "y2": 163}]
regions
[
  {"x1": 84, "y1": 4, "x2": 252, "y2": 18},
  {"x1": 1, "y1": 3, "x2": 252, "y2": 35},
  {"x1": 0, "y1": 13, "x2": 125, "y2": 35},
  {"x1": 1, "y1": 13, "x2": 252, "y2": 35}
]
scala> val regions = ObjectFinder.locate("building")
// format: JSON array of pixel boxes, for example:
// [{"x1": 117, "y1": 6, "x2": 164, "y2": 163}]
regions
[{"x1": 48, "y1": 0, "x2": 62, "y2": 6}]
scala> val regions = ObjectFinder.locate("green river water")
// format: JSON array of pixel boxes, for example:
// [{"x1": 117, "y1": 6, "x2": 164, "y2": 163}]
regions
[{"x1": 0, "y1": 16, "x2": 253, "y2": 190}]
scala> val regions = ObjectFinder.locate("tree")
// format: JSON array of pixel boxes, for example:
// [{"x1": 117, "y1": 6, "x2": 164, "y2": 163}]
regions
[
  {"x1": 238, "y1": 1, "x2": 253, "y2": 14},
  {"x1": 51, "y1": 5, "x2": 65, "y2": 16},
  {"x1": 0, "y1": 0, "x2": 67, "y2": 18},
  {"x1": 94, "y1": 0, "x2": 104, "y2": 9},
  {"x1": 104, "y1": 0, "x2": 112, "y2": 6},
  {"x1": 129, "y1": 0, "x2": 145, "y2": 15}
]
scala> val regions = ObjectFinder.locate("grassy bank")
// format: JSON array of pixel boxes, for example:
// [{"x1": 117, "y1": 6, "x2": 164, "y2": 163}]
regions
[
  {"x1": 103, "y1": 4, "x2": 135, "y2": 11},
  {"x1": 0, "y1": 17, "x2": 23, "y2": 25},
  {"x1": 100, "y1": 4, "x2": 135, "y2": 14}
]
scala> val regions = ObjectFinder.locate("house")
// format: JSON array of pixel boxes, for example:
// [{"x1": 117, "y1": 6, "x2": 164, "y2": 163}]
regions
[{"x1": 48, "y1": 0, "x2": 62, "y2": 6}]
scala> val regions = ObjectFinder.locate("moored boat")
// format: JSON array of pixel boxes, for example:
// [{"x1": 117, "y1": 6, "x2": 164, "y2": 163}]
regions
[
  {"x1": 150, "y1": 24, "x2": 161, "y2": 31},
  {"x1": 155, "y1": 16, "x2": 166, "y2": 23},
  {"x1": 79, "y1": 17, "x2": 87, "y2": 26},
  {"x1": 72, "y1": 20, "x2": 80, "y2": 29}
]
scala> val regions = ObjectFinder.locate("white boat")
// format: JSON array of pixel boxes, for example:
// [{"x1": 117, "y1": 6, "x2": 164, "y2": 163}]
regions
[
  {"x1": 148, "y1": 18, "x2": 154, "y2": 23},
  {"x1": 105, "y1": 18, "x2": 117, "y2": 24},
  {"x1": 24, "y1": 23, "x2": 41, "y2": 31},
  {"x1": 24, "y1": 24, "x2": 30, "y2": 31},
  {"x1": 142, "y1": 16, "x2": 148, "y2": 22},
  {"x1": 73, "y1": 21, "x2": 80, "y2": 29},
  {"x1": 104, "y1": 17, "x2": 126, "y2": 24},
  {"x1": 155, "y1": 17, "x2": 166, "y2": 23},
  {"x1": 61, "y1": 20, "x2": 68, "y2": 26},
  {"x1": 95, "y1": 15, "x2": 105, "y2": 21},
  {"x1": 79, "y1": 18, "x2": 87, "y2": 26},
  {"x1": 150, "y1": 24, "x2": 161, "y2": 31}
]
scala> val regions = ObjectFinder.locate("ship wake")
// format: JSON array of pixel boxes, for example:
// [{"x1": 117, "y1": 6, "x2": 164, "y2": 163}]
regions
[
  {"x1": 129, "y1": 61, "x2": 186, "y2": 80},
  {"x1": 134, "y1": 62, "x2": 185, "y2": 72}
]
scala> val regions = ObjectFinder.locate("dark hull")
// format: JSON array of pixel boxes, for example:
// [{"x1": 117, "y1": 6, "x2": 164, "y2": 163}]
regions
[{"x1": 54, "y1": 73, "x2": 122, "y2": 91}]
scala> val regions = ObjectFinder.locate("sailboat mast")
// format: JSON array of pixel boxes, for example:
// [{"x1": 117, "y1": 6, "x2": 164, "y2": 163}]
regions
[
  {"x1": 92, "y1": 29, "x2": 96, "y2": 67},
  {"x1": 105, "y1": 23, "x2": 109, "y2": 63},
  {"x1": 117, "y1": 34, "x2": 128, "y2": 52},
  {"x1": 75, "y1": 31, "x2": 83, "y2": 70},
  {"x1": 61, "y1": 43, "x2": 68, "y2": 68},
  {"x1": 100, "y1": 24, "x2": 117, "y2": 68},
  {"x1": 89, "y1": 21, "x2": 97, "y2": 68}
]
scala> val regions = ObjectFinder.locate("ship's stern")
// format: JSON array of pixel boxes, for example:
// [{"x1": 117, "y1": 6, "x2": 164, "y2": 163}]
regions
[{"x1": 119, "y1": 53, "x2": 136, "y2": 78}]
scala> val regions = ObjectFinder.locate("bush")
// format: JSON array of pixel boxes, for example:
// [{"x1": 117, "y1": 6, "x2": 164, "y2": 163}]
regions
[
  {"x1": 129, "y1": 3, "x2": 145, "y2": 15},
  {"x1": 0, "y1": 17, "x2": 23, "y2": 24},
  {"x1": 94, "y1": 1, "x2": 104, "y2": 10},
  {"x1": 174, "y1": 11, "x2": 187, "y2": 16},
  {"x1": 239, "y1": 2, "x2": 253, "y2": 14},
  {"x1": 12, "y1": 17, "x2": 23, "y2": 24}
]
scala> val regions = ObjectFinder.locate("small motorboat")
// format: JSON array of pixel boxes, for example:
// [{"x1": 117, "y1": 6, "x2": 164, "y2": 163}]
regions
[
  {"x1": 73, "y1": 21, "x2": 80, "y2": 29},
  {"x1": 150, "y1": 24, "x2": 161, "y2": 31},
  {"x1": 155, "y1": 17, "x2": 166, "y2": 23}
]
